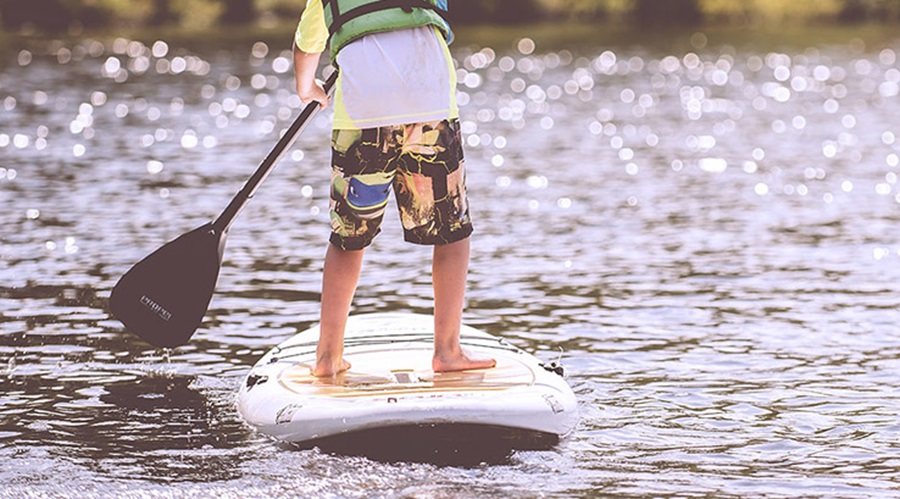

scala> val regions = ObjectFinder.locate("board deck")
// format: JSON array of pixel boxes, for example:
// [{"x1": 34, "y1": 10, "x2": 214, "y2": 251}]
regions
[{"x1": 237, "y1": 313, "x2": 578, "y2": 459}]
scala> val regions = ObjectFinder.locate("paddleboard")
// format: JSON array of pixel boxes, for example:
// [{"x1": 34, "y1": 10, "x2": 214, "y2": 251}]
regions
[{"x1": 236, "y1": 312, "x2": 578, "y2": 453}]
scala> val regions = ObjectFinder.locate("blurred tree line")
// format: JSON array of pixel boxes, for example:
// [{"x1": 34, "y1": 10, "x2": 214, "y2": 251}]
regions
[{"x1": 1, "y1": 0, "x2": 899, "y2": 33}]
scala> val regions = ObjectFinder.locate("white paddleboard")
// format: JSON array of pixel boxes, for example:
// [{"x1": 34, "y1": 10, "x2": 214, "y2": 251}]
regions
[{"x1": 236, "y1": 312, "x2": 578, "y2": 451}]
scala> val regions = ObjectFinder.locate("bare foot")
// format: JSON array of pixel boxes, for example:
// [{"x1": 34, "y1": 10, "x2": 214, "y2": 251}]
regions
[
  {"x1": 433, "y1": 348, "x2": 496, "y2": 373},
  {"x1": 311, "y1": 358, "x2": 351, "y2": 377}
]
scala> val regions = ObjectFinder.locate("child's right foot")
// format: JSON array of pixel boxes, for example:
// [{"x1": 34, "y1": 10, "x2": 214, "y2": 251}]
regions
[{"x1": 433, "y1": 349, "x2": 496, "y2": 373}]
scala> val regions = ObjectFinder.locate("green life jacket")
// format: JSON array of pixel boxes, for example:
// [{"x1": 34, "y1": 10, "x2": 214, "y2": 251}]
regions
[{"x1": 321, "y1": 0, "x2": 451, "y2": 61}]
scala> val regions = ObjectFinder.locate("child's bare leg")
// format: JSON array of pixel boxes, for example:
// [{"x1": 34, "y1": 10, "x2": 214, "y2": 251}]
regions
[
  {"x1": 432, "y1": 237, "x2": 496, "y2": 372},
  {"x1": 313, "y1": 243, "x2": 364, "y2": 377}
]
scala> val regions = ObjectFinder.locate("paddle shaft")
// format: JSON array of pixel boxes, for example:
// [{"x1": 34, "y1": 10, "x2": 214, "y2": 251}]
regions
[{"x1": 212, "y1": 70, "x2": 338, "y2": 234}]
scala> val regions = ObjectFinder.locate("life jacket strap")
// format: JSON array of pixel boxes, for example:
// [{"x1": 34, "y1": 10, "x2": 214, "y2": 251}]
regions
[{"x1": 322, "y1": 0, "x2": 448, "y2": 36}]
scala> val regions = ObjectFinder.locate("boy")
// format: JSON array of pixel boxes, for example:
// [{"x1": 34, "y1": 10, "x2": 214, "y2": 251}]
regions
[{"x1": 293, "y1": 0, "x2": 496, "y2": 377}]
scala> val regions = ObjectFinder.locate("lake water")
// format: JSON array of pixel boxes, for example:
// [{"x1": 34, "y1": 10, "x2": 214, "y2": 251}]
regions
[{"x1": 2, "y1": 24, "x2": 900, "y2": 497}]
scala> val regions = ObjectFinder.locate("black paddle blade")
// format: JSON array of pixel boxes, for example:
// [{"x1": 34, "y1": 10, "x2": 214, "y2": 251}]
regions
[{"x1": 109, "y1": 223, "x2": 225, "y2": 348}]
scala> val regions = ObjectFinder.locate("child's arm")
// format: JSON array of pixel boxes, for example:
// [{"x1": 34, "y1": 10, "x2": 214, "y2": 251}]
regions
[
  {"x1": 293, "y1": 0, "x2": 329, "y2": 109},
  {"x1": 293, "y1": 45, "x2": 329, "y2": 109}
]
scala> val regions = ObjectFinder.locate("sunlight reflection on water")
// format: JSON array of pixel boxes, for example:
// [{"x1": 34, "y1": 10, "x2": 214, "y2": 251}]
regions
[{"x1": 2, "y1": 27, "x2": 900, "y2": 497}]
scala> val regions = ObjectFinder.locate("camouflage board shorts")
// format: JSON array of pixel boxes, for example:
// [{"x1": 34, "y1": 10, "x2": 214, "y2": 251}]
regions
[{"x1": 328, "y1": 119, "x2": 473, "y2": 250}]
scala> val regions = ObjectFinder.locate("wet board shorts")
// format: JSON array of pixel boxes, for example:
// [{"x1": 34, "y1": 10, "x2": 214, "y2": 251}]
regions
[{"x1": 328, "y1": 119, "x2": 474, "y2": 250}]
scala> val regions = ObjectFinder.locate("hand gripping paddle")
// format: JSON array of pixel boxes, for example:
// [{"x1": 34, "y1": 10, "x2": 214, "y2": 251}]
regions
[{"x1": 110, "y1": 71, "x2": 338, "y2": 348}]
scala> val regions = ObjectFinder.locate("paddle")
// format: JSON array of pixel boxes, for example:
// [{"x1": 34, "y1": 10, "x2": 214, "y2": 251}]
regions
[{"x1": 110, "y1": 70, "x2": 338, "y2": 348}]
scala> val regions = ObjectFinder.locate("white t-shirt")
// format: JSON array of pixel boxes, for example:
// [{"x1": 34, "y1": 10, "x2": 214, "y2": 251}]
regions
[
  {"x1": 334, "y1": 27, "x2": 457, "y2": 129},
  {"x1": 294, "y1": 0, "x2": 458, "y2": 130}
]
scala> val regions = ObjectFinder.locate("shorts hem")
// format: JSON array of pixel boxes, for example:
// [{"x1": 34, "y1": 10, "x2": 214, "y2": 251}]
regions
[
  {"x1": 329, "y1": 232, "x2": 375, "y2": 251},
  {"x1": 402, "y1": 224, "x2": 473, "y2": 246}
]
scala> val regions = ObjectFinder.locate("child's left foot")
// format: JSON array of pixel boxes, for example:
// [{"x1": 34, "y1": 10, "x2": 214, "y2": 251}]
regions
[
  {"x1": 311, "y1": 357, "x2": 351, "y2": 377},
  {"x1": 433, "y1": 349, "x2": 496, "y2": 373}
]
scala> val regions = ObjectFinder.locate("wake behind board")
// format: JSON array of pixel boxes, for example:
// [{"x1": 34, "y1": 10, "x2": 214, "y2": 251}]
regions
[{"x1": 237, "y1": 313, "x2": 578, "y2": 459}]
